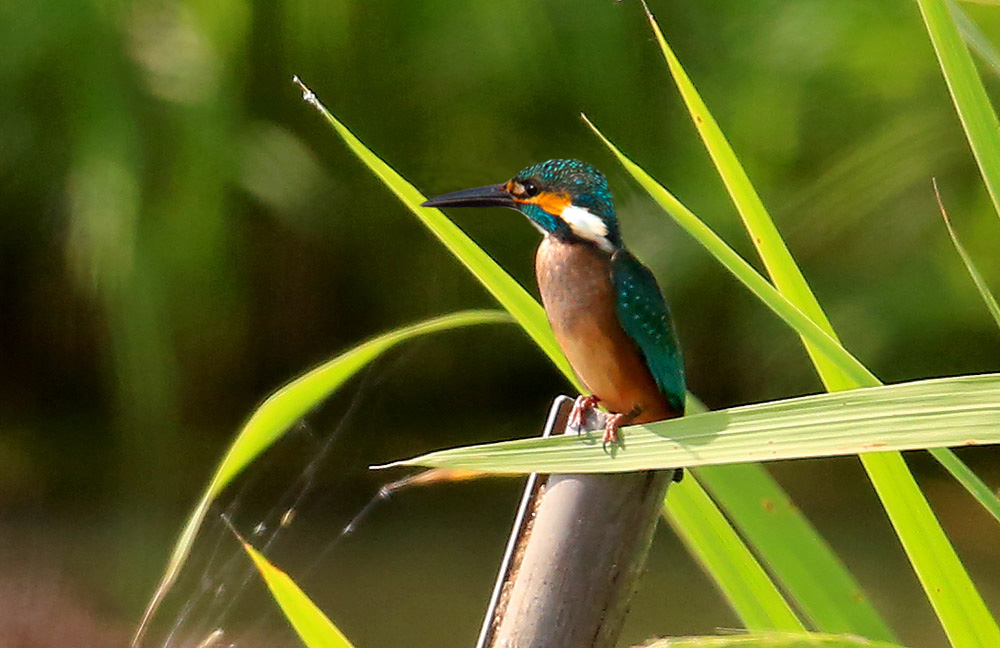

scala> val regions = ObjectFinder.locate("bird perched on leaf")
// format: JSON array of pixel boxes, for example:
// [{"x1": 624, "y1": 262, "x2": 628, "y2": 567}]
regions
[{"x1": 423, "y1": 159, "x2": 684, "y2": 451}]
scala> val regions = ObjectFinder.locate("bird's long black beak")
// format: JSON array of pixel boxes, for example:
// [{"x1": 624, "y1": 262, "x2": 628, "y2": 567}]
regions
[{"x1": 421, "y1": 183, "x2": 516, "y2": 209}]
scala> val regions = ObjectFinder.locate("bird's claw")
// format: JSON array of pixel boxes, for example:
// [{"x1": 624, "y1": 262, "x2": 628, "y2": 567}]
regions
[
  {"x1": 569, "y1": 394, "x2": 601, "y2": 433},
  {"x1": 601, "y1": 412, "x2": 627, "y2": 452}
]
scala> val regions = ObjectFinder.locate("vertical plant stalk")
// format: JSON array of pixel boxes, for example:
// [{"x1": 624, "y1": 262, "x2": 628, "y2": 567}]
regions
[{"x1": 480, "y1": 398, "x2": 676, "y2": 648}]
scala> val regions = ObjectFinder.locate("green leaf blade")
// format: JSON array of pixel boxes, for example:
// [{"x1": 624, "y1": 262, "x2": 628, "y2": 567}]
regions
[
  {"x1": 294, "y1": 78, "x2": 577, "y2": 387},
  {"x1": 292, "y1": 77, "x2": 832, "y2": 636},
  {"x1": 664, "y1": 477, "x2": 806, "y2": 631},
  {"x1": 386, "y1": 373, "x2": 1000, "y2": 474},
  {"x1": 930, "y1": 447, "x2": 1000, "y2": 524},
  {"x1": 583, "y1": 115, "x2": 875, "y2": 390},
  {"x1": 917, "y1": 0, "x2": 1000, "y2": 223},
  {"x1": 638, "y1": 632, "x2": 908, "y2": 648},
  {"x1": 640, "y1": 1, "x2": 843, "y2": 387},
  {"x1": 695, "y1": 464, "x2": 895, "y2": 639},
  {"x1": 133, "y1": 310, "x2": 510, "y2": 646},
  {"x1": 634, "y1": 8, "x2": 1000, "y2": 643},
  {"x1": 935, "y1": 180, "x2": 1000, "y2": 331},
  {"x1": 863, "y1": 451, "x2": 1000, "y2": 646},
  {"x1": 241, "y1": 540, "x2": 355, "y2": 648}
]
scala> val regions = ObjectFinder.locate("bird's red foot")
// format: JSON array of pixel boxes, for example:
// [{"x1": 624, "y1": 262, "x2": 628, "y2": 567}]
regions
[
  {"x1": 602, "y1": 406, "x2": 641, "y2": 451},
  {"x1": 602, "y1": 412, "x2": 627, "y2": 449},
  {"x1": 569, "y1": 394, "x2": 601, "y2": 433}
]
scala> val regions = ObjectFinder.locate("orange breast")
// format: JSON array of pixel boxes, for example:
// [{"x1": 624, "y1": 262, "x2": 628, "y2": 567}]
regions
[{"x1": 535, "y1": 237, "x2": 672, "y2": 424}]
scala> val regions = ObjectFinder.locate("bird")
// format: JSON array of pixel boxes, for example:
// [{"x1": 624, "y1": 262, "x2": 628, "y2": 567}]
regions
[{"x1": 422, "y1": 159, "x2": 685, "y2": 453}]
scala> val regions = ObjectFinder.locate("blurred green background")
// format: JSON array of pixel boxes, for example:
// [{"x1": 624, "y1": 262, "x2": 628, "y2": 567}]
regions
[{"x1": 3, "y1": 0, "x2": 1000, "y2": 646}]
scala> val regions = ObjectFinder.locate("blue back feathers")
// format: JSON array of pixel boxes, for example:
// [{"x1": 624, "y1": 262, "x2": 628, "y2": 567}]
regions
[{"x1": 611, "y1": 251, "x2": 686, "y2": 414}]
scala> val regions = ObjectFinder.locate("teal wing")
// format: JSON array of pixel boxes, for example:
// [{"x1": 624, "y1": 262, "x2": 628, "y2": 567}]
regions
[{"x1": 610, "y1": 250, "x2": 685, "y2": 413}]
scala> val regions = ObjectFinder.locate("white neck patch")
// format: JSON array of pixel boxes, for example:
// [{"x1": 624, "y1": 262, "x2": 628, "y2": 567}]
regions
[{"x1": 560, "y1": 204, "x2": 614, "y2": 252}]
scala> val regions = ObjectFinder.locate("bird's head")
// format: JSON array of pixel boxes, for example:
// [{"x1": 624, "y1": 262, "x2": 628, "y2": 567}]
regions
[{"x1": 422, "y1": 159, "x2": 621, "y2": 253}]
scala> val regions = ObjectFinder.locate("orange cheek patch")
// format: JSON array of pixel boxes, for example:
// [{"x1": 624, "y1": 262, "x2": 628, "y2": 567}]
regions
[{"x1": 517, "y1": 191, "x2": 571, "y2": 215}]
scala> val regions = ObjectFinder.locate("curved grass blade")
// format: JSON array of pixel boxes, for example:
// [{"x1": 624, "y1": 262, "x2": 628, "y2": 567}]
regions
[
  {"x1": 132, "y1": 310, "x2": 511, "y2": 646},
  {"x1": 637, "y1": 632, "x2": 907, "y2": 648},
  {"x1": 664, "y1": 478, "x2": 805, "y2": 631},
  {"x1": 236, "y1": 531, "x2": 355, "y2": 648},
  {"x1": 382, "y1": 373, "x2": 1000, "y2": 474},
  {"x1": 637, "y1": 6, "x2": 1000, "y2": 643},
  {"x1": 291, "y1": 78, "x2": 847, "y2": 633},
  {"x1": 934, "y1": 179, "x2": 1000, "y2": 331},
  {"x1": 293, "y1": 76, "x2": 815, "y2": 630},
  {"x1": 292, "y1": 76, "x2": 577, "y2": 386},
  {"x1": 916, "y1": 0, "x2": 1000, "y2": 222},
  {"x1": 694, "y1": 464, "x2": 894, "y2": 638}
]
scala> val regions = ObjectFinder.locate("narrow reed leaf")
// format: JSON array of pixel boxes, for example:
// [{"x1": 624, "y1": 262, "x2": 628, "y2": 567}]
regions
[
  {"x1": 674, "y1": 400, "x2": 817, "y2": 633},
  {"x1": 934, "y1": 179, "x2": 1000, "y2": 330},
  {"x1": 695, "y1": 464, "x2": 894, "y2": 639},
  {"x1": 583, "y1": 115, "x2": 875, "y2": 389},
  {"x1": 132, "y1": 310, "x2": 510, "y2": 646},
  {"x1": 293, "y1": 76, "x2": 578, "y2": 385},
  {"x1": 238, "y1": 536, "x2": 355, "y2": 648},
  {"x1": 638, "y1": 0, "x2": 846, "y2": 390},
  {"x1": 382, "y1": 373, "x2": 1000, "y2": 474},
  {"x1": 638, "y1": 8, "x2": 1000, "y2": 643},
  {"x1": 929, "y1": 447, "x2": 1000, "y2": 524},
  {"x1": 863, "y1": 452, "x2": 1000, "y2": 647},
  {"x1": 636, "y1": 632, "x2": 907, "y2": 648},
  {"x1": 293, "y1": 77, "x2": 836, "y2": 632},
  {"x1": 664, "y1": 478, "x2": 805, "y2": 631},
  {"x1": 916, "y1": 0, "x2": 1000, "y2": 222}
]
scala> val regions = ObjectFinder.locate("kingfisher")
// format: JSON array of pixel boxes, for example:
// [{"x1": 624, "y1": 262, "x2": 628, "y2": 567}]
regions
[{"x1": 422, "y1": 159, "x2": 685, "y2": 450}]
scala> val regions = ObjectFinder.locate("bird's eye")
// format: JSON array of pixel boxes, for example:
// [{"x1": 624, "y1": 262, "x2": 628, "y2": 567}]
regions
[{"x1": 521, "y1": 180, "x2": 539, "y2": 197}]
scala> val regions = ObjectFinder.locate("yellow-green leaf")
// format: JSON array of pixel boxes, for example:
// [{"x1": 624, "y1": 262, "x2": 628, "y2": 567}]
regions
[
  {"x1": 636, "y1": 632, "x2": 907, "y2": 648},
  {"x1": 132, "y1": 310, "x2": 510, "y2": 646},
  {"x1": 383, "y1": 373, "x2": 1000, "y2": 474},
  {"x1": 240, "y1": 538, "x2": 355, "y2": 648},
  {"x1": 665, "y1": 478, "x2": 805, "y2": 631}
]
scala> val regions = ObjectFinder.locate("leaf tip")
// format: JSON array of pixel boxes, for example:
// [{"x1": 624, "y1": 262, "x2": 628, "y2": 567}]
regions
[
  {"x1": 220, "y1": 513, "x2": 249, "y2": 549},
  {"x1": 292, "y1": 75, "x2": 321, "y2": 111},
  {"x1": 639, "y1": 0, "x2": 654, "y2": 22},
  {"x1": 931, "y1": 177, "x2": 955, "y2": 228},
  {"x1": 369, "y1": 459, "x2": 409, "y2": 471}
]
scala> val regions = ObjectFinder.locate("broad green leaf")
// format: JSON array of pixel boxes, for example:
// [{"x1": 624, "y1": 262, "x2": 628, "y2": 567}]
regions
[
  {"x1": 665, "y1": 478, "x2": 805, "y2": 631},
  {"x1": 295, "y1": 76, "x2": 809, "y2": 629},
  {"x1": 381, "y1": 373, "x2": 1000, "y2": 474},
  {"x1": 934, "y1": 180, "x2": 1000, "y2": 331},
  {"x1": 636, "y1": 632, "x2": 907, "y2": 648},
  {"x1": 240, "y1": 538, "x2": 355, "y2": 648},
  {"x1": 132, "y1": 310, "x2": 510, "y2": 646},
  {"x1": 632, "y1": 9, "x2": 1000, "y2": 644},
  {"x1": 917, "y1": 0, "x2": 1000, "y2": 222},
  {"x1": 695, "y1": 464, "x2": 892, "y2": 639},
  {"x1": 292, "y1": 77, "x2": 577, "y2": 386}
]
